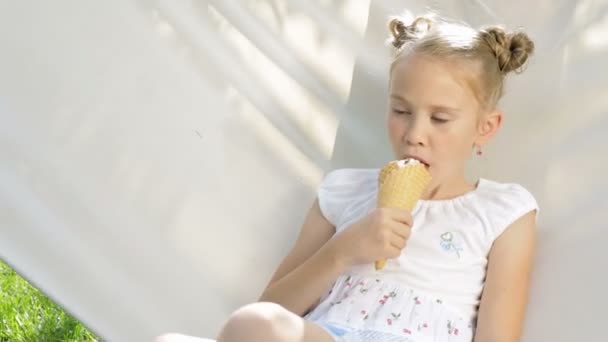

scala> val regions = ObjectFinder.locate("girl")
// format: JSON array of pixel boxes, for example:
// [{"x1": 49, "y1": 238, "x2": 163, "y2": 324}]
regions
[{"x1": 159, "y1": 11, "x2": 539, "y2": 342}]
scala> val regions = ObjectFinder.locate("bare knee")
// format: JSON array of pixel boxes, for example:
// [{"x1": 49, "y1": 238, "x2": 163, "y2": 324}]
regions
[{"x1": 217, "y1": 302, "x2": 303, "y2": 342}]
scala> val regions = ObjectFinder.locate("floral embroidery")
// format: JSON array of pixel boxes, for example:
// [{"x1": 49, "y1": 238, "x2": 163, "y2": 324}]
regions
[
  {"x1": 358, "y1": 281, "x2": 371, "y2": 294},
  {"x1": 447, "y1": 320, "x2": 459, "y2": 335},
  {"x1": 440, "y1": 232, "x2": 463, "y2": 258},
  {"x1": 379, "y1": 291, "x2": 397, "y2": 305},
  {"x1": 330, "y1": 284, "x2": 351, "y2": 306},
  {"x1": 417, "y1": 322, "x2": 429, "y2": 331},
  {"x1": 321, "y1": 275, "x2": 471, "y2": 339}
]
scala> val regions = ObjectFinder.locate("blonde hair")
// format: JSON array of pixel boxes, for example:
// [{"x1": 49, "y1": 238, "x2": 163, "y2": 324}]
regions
[{"x1": 388, "y1": 14, "x2": 535, "y2": 111}]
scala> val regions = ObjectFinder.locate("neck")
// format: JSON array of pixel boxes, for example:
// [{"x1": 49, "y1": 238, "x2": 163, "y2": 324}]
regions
[{"x1": 420, "y1": 173, "x2": 477, "y2": 201}]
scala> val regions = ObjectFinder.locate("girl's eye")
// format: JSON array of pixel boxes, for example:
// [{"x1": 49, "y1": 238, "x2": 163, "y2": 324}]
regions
[
  {"x1": 432, "y1": 117, "x2": 449, "y2": 123},
  {"x1": 393, "y1": 109, "x2": 410, "y2": 115}
]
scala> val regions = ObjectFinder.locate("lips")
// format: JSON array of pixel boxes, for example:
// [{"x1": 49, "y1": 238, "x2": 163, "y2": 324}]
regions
[{"x1": 403, "y1": 155, "x2": 430, "y2": 168}]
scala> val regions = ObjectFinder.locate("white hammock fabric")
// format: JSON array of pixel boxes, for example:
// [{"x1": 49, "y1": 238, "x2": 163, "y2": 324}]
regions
[{"x1": 1, "y1": 0, "x2": 606, "y2": 340}]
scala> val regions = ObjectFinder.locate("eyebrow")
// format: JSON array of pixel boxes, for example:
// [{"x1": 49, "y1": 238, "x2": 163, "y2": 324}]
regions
[{"x1": 390, "y1": 94, "x2": 460, "y2": 114}]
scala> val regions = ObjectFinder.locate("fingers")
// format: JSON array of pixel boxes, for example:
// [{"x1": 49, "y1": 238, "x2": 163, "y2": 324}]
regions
[
  {"x1": 372, "y1": 208, "x2": 412, "y2": 260},
  {"x1": 390, "y1": 234, "x2": 407, "y2": 250},
  {"x1": 387, "y1": 245, "x2": 402, "y2": 259},
  {"x1": 391, "y1": 224, "x2": 410, "y2": 240},
  {"x1": 386, "y1": 209, "x2": 412, "y2": 240},
  {"x1": 387, "y1": 208, "x2": 413, "y2": 227},
  {"x1": 374, "y1": 207, "x2": 413, "y2": 228},
  {"x1": 386, "y1": 219, "x2": 411, "y2": 241}
]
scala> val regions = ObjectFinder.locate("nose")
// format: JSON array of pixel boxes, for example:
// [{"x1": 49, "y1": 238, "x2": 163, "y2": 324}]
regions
[{"x1": 405, "y1": 116, "x2": 426, "y2": 146}]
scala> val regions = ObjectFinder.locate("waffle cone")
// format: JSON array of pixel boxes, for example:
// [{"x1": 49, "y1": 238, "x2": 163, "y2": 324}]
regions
[{"x1": 375, "y1": 159, "x2": 431, "y2": 270}]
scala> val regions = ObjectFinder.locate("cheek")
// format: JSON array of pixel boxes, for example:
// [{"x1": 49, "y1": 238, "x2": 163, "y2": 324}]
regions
[
  {"x1": 387, "y1": 115, "x2": 404, "y2": 140},
  {"x1": 435, "y1": 130, "x2": 473, "y2": 159}
]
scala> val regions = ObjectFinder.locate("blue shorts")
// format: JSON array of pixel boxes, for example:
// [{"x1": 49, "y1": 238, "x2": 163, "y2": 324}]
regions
[
  {"x1": 313, "y1": 321, "x2": 416, "y2": 342},
  {"x1": 315, "y1": 321, "x2": 354, "y2": 341}
]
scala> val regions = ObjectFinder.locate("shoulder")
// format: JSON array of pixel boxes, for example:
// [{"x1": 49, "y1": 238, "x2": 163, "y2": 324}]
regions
[
  {"x1": 475, "y1": 178, "x2": 540, "y2": 239},
  {"x1": 477, "y1": 179, "x2": 539, "y2": 210},
  {"x1": 317, "y1": 168, "x2": 379, "y2": 228}
]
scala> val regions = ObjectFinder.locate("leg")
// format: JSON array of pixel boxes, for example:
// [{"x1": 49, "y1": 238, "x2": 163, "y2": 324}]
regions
[{"x1": 216, "y1": 302, "x2": 334, "y2": 342}]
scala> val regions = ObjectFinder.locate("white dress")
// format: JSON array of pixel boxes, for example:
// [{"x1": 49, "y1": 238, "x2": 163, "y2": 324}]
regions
[{"x1": 304, "y1": 168, "x2": 540, "y2": 342}]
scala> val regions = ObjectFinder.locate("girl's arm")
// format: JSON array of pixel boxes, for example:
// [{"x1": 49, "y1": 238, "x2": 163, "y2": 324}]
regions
[
  {"x1": 258, "y1": 198, "x2": 347, "y2": 316},
  {"x1": 474, "y1": 210, "x2": 537, "y2": 342}
]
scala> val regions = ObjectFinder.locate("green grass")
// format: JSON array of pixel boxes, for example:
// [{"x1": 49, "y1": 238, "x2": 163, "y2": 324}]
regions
[{"x1": 0, "y1": 260, "x2": 101, "y2": 342}]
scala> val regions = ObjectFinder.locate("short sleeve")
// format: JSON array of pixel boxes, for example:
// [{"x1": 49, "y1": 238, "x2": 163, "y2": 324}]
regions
[
  {"x1": 317, "y1": 168, "x2": 378, "y2": 229},
  {"x1": 487, "y1": 183, "x2": 540, "y2": 239}
]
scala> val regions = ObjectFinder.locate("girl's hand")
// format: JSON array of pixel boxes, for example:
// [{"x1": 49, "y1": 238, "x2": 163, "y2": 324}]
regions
[{"x1": 328, "y1": 208, "x2": 413, "y2": 267}]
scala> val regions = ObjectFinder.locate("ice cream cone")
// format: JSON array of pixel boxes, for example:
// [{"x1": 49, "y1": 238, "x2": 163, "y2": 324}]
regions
[{"x1": 375, "y1": 159, "x2": 432, "y2": 270}]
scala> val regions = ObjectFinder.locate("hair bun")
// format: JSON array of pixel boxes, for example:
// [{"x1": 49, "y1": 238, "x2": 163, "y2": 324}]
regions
[
  {"x1": 482, "y1": 26, "x2": 535, "y2": 74},
  {"x1": 388, "y1": 16, "x2": 433, "y2": 50}
]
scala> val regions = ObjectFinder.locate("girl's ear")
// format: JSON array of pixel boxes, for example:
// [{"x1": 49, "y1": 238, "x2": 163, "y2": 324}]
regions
[{"x1": 475, "y1": 110, "x2": 503, "y2": 146}]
